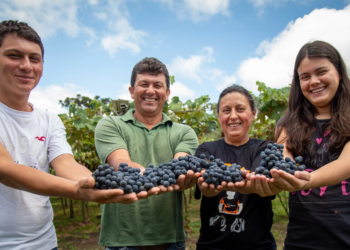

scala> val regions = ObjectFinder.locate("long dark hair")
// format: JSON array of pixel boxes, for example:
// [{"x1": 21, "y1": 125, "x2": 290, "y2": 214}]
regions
[{"x1": 275, "y1": 41, "x2": 350, "y2": 155}]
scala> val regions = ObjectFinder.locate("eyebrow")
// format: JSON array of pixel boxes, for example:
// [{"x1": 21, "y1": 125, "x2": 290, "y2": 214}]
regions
[
  {"x1": 4, "y1": 49, "x2": 42, "y2": 57},
  {"x1": 299, "y1": 66, "x2": 328, "y2": 77}
]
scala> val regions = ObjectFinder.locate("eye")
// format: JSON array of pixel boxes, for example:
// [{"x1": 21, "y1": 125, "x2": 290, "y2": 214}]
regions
[
  {"x1": 30, "y1": 56, "x2": 41, "y2": 62},
  {"x1": 8, "y1": 54, "x2": 20, "y2": 58},
  {"x1": 300, "y1": 75, "x2": 309, "y2": 81}
]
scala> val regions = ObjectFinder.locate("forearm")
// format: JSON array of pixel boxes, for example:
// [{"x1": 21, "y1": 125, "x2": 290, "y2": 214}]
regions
[
  {"x1": 309, "y1": 157, "x2": 350, "y2": 188},
  {"x1": 108, "y1": 158, "x2": 145, "y2": 171},
  {"x1": 0, "y1": 162, "x2": 81, "y2": 199}
]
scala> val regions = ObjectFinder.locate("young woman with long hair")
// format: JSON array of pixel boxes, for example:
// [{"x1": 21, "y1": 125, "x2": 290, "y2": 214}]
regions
[{"x1": 249, "y1": 41, "x2": 350, "y2": 250}]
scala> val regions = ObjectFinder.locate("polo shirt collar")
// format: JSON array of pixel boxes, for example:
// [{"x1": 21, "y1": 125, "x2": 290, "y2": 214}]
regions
[{"x1": 121, "y1": 109, "x2": 173, "y2": 125}]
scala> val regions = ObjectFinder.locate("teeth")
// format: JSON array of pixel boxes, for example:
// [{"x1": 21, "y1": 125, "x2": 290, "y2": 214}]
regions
[
  {"x1": 228, "y1": 124, "x2": 241, "y2": 127},
  {"x1": 145, "y1": 98, "x2": 156, "y2": 102},
  {"x1": 311, "y1": 88, "x2": 325, "y2": 93}
]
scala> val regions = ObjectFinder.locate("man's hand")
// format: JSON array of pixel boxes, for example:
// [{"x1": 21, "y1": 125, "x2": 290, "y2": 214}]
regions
[
  {"x1": 174, "y1": 170, "x2": 201, "y2": 191},
  {"x1": 197, "y1": 177, "x2": 223, "y2": 197},
  {"x1": 136, "y1": 187, "x2": 160, "y2": 199},
  {"x1": 76, "y1": 177, "x2": 138, "y2": 204},
  {"x1": 269, "y1": 169, "x2": 311, "y2": 192}
]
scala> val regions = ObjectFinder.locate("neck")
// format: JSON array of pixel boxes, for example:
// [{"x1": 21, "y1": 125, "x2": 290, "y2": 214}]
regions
[
  {"x1": 0, "y1": 92, "x2": 31, "y2": 112},
  {"x1": 133, "y1": 111, "x2": 163, "y2": 130},
  {"x1": 315, "y1": 106, "x2": 331, "y2": 119},
  {"x1": 224, "y1": 135, "x2": 249, "y2": 147}
]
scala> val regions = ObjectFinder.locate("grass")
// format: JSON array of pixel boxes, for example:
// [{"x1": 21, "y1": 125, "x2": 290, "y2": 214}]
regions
[{"x1": 52, "y1": 193, "x2": 289, "y2": 250}]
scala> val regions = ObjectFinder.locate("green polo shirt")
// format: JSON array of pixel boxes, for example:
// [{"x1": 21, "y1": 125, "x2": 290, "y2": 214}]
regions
[{"x1": 95, "y1": 110, "x2": 198, "y2": 247}]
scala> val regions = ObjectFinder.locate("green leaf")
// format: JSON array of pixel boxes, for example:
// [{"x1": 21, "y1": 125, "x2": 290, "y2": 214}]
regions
[
  {"x1": 171, "y1": 96, "x2": 180, "y2": 104},
  {"x1": 73, "y1": 119, "x2": 86, "y2": 130},
  {"x1": 76, "y1": 109, "x2": 88, "y2": 123},
  {"x1": 169, "y1": 75, "x2": 175, "y2": 85}
]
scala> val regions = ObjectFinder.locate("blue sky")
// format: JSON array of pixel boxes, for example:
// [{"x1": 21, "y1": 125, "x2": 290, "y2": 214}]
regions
[{"x1": 1, "y1": 0, "x2": 350, "y2": 114}]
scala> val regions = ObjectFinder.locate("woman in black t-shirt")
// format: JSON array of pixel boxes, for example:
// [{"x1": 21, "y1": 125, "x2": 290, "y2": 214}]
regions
[
  {"x1": 249, "y1": 41, "x2": 350, "y2": 250},
  {"x1": 195, "y1": 85, "x2": 276, "y2": 250}
]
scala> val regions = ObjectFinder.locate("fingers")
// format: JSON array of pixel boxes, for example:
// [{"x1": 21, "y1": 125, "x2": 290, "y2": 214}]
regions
[
  {"x1": 108, "y1": 193, "x2": 138, "y2": 204},
  {"x1": 271, "y1": 170, "x2": 310, "y2": 191},
  {"x1": 294, "y1": 170, "x2": 311, "y2": 181},
  {"x1": 78, "y1": 177, "x2": 95, "y2": 188},
  {"x1": 136, "y1": 187, "x2": 160, "y2": 199},
  {"x1": 176, "y1": 171, "x2": 200, "y2": 191}
]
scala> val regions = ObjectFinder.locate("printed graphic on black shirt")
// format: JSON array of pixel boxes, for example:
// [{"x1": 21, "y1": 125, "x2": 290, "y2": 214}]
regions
[{"x1": 210, "y1": 191, "x2": 245, "y2": 233}]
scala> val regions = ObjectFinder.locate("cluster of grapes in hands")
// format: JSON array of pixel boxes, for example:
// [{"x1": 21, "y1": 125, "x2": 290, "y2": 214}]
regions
[
  {"x1": 255, "y1": 143, "x2": 305, "y2": 178},
  {"x1": 91, "y1": 154, "x2": 244, "y2": 194},
  {"x1": 201, "y1": 154, "x2": 244, "y2": 187}
]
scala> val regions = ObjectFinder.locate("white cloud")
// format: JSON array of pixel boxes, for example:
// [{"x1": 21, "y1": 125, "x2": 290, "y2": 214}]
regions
[
  {"x1": 88, "y1": 0, "x2": 99, "y2": 5},
  {"x1": 116, "y1": 83, "x2": 133, "y2": 101},
  {"x1": 29, "y1": 83, "x2": 93, "y2": 114},
  {"x1": 168, "y1": 47, "x2": 213, "y2": 83},
  {"x1": 0, "y1": 0, "x2": 82, "y2": 38},
  {"x1": 94, "y1": 1, "x2": 147, "y2": 56},
  {"x1": 236, "y1": 4, "x2": 350, "y2": 92},
  {"x1": 159, "y1": 0, "x2": 230, "y2": 22},
  {"x1": 215, "y1": 74, "x2": 237, "y2": 92},
  {"x1": 169, "y1": 81, "x2": 196, "y2": 100}
]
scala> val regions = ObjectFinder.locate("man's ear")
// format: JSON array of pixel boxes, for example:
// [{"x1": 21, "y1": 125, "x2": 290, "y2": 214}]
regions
[
  {"x1": 129, "y1": 86, "x2": 135, "y2": 99},
  {"x1": 166, "y1": 88, "x2": 171, "y2": 101}
]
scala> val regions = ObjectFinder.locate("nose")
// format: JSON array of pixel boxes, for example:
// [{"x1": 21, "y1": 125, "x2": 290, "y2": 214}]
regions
[
  {"x1": 18, "y1": 57, "x2": 33, "y2": 72},
  {"x1": 229, "y1": 110, "x2": 238, "y2": 120},
  {"x1": 310, "y1": 74, "x2": 321, "y2": 86},
  {"x1": 145, "y1": 85, "x2": 156, "y2": 95}
]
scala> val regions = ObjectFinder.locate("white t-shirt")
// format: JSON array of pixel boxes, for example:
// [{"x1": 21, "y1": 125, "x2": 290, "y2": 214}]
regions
[{"x1": 0, "y1": 102, "x2": 72, "y2": 250}]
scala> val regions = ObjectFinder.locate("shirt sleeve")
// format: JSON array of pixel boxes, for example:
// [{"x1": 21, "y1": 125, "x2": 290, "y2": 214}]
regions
[
  {"x1": 195, "y1": 142, "x2": 210, "y2": 158},
  {"x1": 174, "y1": 126, "x2": 199, "y2": 156},
  {"x1": 95, "y1": 116, "x2": 128, "y2": 163},
  {"x1": 47, "y1": 114, "x2": 73, "y2": 163}
]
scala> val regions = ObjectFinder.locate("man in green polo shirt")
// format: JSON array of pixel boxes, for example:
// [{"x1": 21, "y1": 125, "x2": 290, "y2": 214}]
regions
[{"x1": 95, "y1": 57, "x2": 199, "y2": 250}]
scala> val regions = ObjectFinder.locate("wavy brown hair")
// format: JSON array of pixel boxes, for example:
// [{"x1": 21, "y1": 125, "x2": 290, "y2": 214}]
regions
[{"x1": 275, "y1": 41, "x2": 350, "y2": 155}]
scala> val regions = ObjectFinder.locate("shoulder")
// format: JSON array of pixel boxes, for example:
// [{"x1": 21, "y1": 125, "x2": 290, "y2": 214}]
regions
[
  {"x1": 248, "y1": 138, "x2": 269, "y2": 152},
  {"x1": 249, "y1": 138, "x2": 269, "y2": 147},
  {"x1": 96, "y1": 115, "x2": 125, "y2": 128},
  {"x1": 196, "y1": 139, "x2": 223, "y2": 153},
  {"x1": 34, "y1": 108, "x2": 62, "y2": 124},
  {"x1": 169, "y1": 123, "x2": 197, "y2": 137}
]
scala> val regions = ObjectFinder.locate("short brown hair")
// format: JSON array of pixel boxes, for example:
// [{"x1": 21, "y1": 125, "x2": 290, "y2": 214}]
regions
[
  {"x1": 130, "y1": 57, "x2": 170, "y2": 89},
  {"x1": 0, "y1": 20, "x2": 44, "y2": 59}
]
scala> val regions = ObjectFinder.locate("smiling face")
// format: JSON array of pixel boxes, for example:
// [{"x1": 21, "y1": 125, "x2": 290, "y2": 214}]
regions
[
  {"x1": 129, "y1": 72, "x2": 170, "y2": 118},
  {"x1": 0, "y1": 33, "x2": 43, "y2": 102},
  {"x1": 298, "y1": 57, "x2": 340, "y2": 115},
  {"x1": 218, "y1": 92, "x2": 256, "y2": 146}
]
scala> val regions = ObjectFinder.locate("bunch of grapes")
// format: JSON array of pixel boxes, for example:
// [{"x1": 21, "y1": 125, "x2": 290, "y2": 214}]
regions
[
  {"x1": 201, "y1": 154, "x2": 243, "y2": 187},
  {"x1": 92, "y1": 154, "x2": 243, "y2": 193},
  {"x1": 255, "y1": 143, "x2": 305, "y2": 178}
]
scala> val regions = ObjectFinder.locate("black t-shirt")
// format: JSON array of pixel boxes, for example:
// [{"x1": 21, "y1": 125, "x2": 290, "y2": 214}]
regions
[
  {"x1": 285, "y1": 118, "x2": 350, "y2": 250},
  {"x1": 195, "y1": 138, "x2": 276, "y2": 250}
]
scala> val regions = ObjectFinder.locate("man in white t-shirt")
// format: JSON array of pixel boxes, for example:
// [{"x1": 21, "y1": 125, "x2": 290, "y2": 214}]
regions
[{"x1": 0, "y1": 20, "x2": 143, "y2": 250}]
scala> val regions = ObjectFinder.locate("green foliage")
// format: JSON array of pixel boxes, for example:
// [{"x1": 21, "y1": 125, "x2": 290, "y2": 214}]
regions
[
  {"x1": 58, "y1": 97, "x2": 115, "y2": 171},
  {"x1": 166, "y1": 95, "x2": 222, "y2": 144},
  {"x1": 59, "y1": 94, "x2": 111, "y2": 109},
  {"x1": 249, "y1": 81, "x2": 290, "y2": 141}
]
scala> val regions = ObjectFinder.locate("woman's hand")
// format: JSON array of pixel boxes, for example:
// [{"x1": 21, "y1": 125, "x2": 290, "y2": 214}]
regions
[
  {"x1": 269, "y1": 169, "x2": 311, "y2": 192},
  {"x1": 197, "y1": 177, "x2": 224, "y2": 197},
  {"x1": 247, "y1": 173, "x2": 282, "y2": 197}
]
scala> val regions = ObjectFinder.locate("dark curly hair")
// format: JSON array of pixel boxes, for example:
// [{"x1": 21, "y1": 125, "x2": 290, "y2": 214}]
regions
[
  {"x1": 275, "y1": 41, "x2": 350, "y2": 155},
  {"x1": 130, "y1": 57, "x2": 170, "y2": 89},
  {"x1": 0, "y1": 20, "x2": 44, "y2": 58}
]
